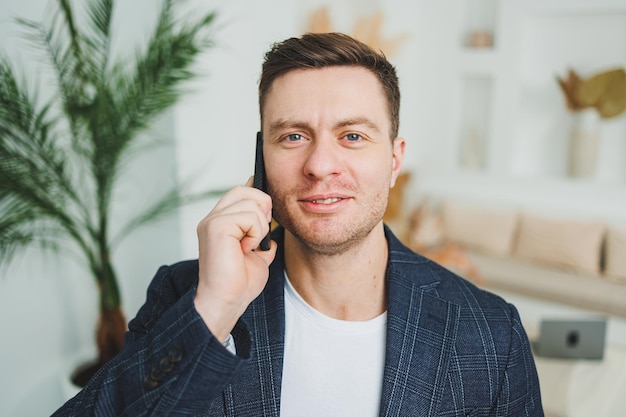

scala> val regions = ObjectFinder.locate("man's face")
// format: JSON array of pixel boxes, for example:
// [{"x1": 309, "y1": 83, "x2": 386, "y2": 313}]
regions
[{"x1": 262, "y1": 66, "x2": 405, "y2": 255}]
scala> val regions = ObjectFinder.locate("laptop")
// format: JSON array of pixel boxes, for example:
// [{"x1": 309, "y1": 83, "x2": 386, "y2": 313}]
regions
[{"x1": 532, "y1": 318, "x2": 607, "y2": 360}]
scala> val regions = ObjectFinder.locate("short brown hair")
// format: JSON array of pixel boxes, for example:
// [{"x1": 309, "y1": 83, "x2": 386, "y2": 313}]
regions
[{"x1": 259, "y1": 32, "x2": 400, "y2": 139}]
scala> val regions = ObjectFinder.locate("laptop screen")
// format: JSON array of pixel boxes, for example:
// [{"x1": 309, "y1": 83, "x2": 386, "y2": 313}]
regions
[{"x1": 534, "y1": 318, "x2": 607, "y2": 360}]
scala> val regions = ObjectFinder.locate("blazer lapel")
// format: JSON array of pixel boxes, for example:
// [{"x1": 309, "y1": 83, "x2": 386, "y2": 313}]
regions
[
  {"x1": 380, "y1": 239, "x2": 460, "y2": 417},
  {"x1": 223, "y1": 232, "x2": 287, "y2": 417}
]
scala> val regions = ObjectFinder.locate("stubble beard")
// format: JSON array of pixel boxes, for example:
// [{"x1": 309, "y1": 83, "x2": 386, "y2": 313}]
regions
[{"x1": 269, "y1": 182, "x2": 390, "y2": 257}]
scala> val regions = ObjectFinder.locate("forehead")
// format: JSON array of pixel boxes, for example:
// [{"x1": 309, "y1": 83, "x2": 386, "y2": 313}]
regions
[{"x1": 262, "y1": 66, "x2": 390, "y2": 132}]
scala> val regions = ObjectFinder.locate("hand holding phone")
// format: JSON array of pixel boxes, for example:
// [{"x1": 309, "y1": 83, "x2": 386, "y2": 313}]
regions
[
  {"x1": 194, "y1": 136, "x2": 275, "y2": 341},
  {"x1": 254, "y1": 131, "x2": 271, "y2": 251}
]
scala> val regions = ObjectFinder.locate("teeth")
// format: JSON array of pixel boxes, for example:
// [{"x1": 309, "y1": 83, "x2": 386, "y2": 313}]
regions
[{"x1": 312, "y1": 197, "x2": 341, "y2": 204}]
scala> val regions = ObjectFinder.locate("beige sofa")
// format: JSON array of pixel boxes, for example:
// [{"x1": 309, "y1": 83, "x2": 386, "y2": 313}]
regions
[
  {"x1": 402, "y1": 199, "x2": 626, "y2": 319},
  {"x1": 468, "y1": 250, "x2": 626, "y2": 318}
]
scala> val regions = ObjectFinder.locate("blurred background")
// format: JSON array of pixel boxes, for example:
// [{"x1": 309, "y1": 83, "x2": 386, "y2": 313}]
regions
[{"x1": 1, "y1": 0, "x2": 625, "y2": 416}]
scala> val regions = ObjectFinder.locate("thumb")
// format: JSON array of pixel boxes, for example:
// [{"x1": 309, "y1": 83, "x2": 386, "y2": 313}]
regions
[{"x1": 255, "y1": 239, "x2": 278, "y2": 266}]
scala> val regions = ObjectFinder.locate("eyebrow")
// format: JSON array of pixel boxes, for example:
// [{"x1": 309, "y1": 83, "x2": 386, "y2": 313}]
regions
[
  {"x1": 335, "y1": 117, "x2": 381, "y2": 133},
  {"x1": 267, "y1": 120, "x2": 310, "y2": 138},
  {"x1": 267, "y1": 117, "x2": 381, "y2": 138}
]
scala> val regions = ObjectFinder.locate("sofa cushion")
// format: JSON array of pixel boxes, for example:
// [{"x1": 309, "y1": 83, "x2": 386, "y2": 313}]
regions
[
  {"x1": 441, "y1": 200, "x2": 518, "y2": 256},
  {"x1": 513, "y1": 213, "x2": 605, "y2": 275}
]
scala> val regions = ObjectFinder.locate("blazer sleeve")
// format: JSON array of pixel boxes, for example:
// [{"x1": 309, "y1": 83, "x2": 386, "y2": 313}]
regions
[
  {"x1": 51, "y1": 261, "x2": 252, "y2": 417},
  {"x1": 493, "y1": 303, "x2": 544, "y2": 416}
]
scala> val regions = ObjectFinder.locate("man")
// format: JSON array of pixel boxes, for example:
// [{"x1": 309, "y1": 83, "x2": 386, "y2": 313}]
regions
[{"x1": 53, "y1": 33, "x2": 543, "y2": 416}]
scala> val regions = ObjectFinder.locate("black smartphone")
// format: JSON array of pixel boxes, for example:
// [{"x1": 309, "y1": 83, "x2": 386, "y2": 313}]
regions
[{"x1": 254, "y1": 131, "x2": 271, "y2": 251}]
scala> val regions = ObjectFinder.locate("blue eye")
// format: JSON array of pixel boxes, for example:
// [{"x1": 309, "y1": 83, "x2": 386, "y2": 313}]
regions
[
  {"x1": 286, "y1": 134, "x2": 302, "y2": 142},
  {"x1": 345, "y1": 133, "x2": 361, "y2": 141}
]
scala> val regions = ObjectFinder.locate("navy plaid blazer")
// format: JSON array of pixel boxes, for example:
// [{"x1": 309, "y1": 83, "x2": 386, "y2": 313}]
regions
[{"x1": 53, "y1": 227, "x2": 543, "y2": 416}]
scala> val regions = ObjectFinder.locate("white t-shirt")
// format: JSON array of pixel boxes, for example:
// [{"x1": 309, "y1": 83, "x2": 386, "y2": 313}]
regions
[{"x1": 280, "y1": 274, "x2": 387, "y2": 417}]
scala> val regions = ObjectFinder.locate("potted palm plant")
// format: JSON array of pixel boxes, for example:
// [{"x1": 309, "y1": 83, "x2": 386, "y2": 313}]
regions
[{"x1": 0, "y1": 0, "x2": 221, "y2": 386}]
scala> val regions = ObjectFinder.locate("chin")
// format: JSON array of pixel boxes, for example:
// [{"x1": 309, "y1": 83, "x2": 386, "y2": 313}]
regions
[
  {"x1": 296, "y1": 236, "x2": 360, "y2": 257},
  {"x1": 285, "y1": 219, "x2": 383, "y2": 256}
]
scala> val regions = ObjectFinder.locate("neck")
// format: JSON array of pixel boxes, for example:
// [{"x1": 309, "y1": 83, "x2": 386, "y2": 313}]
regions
[{"x1": 283, "y1": 223, "x2": 388, "y2": 321}]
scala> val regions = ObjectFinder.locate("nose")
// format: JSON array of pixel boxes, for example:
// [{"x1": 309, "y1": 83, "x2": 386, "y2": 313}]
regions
[{"x1": 302, "y1": 135, "x2": 343, "y2": 180}]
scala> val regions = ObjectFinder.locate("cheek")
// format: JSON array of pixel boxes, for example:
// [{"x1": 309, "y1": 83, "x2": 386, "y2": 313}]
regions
[
  {"x1": 360, "y1": 155, "x2": 395, "y2": 186},
  {"x1": 266, "y1": 148, "x2": 308, "y2": 177},
  {"x1": 265, "y1": 157, "x2": 297, "y2": 193}
]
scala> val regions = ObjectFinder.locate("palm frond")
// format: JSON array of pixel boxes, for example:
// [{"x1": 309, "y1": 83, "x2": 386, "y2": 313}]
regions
[
  {"x1": 0, "y1": 195, "x2": 41, "y2": 261},
  {"x1": 1, "y1": 58, "x2": 78, "y2": 203},
  {"x1": 0, "y1": 58, "x2": 95, "y2": 263},
  {"x1": 16, "y1": 10, "x2": 93, "y2": 160},
  {"x1": 111, "y1": 186, "x2": 227, "y2": 249},
  {"x1": 0, "y1": 203, "x2": 92, "y2": 274},
  {"x1": 83, "y1": 0, "x2": 114, "y2": 77},
  {"x1": 0, "y1": 206, "x2": 64, "y2": 263},
  {"x1": 110, "y1": 3, "x2": 217, "y2": 148}
]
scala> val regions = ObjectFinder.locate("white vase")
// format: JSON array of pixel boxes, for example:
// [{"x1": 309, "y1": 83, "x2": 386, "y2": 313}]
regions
[{"x1": 568, "y1": 109, "x2": 601, "y2": 178}]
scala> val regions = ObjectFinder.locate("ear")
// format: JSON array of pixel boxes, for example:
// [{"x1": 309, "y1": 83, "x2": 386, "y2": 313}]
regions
[{"x1": 389, "y1": 137, "x2": 406, "y2": 188}]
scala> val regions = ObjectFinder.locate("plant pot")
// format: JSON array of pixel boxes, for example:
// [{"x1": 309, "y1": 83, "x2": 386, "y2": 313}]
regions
[{"x1": 60, "y1": 350, "x2": 99, "y2": 401}]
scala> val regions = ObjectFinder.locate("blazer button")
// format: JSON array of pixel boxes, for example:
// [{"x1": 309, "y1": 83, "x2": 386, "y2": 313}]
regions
[
  {"x1": 150, "y1": 367, "x2": 166, "y2": 381},
  {"x1": 168, "y1": 347, "x2": 183, "y2": 363},
  {"x1": 143, "y1": 375, "x2": 158, "y2": 390},
  {"x1": 159, "y1": 356, "x2": 175, "y2": 373}
]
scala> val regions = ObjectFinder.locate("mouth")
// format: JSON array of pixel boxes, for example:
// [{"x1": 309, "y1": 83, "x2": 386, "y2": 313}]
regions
[
  {"x1": 309, "y1": 197, "x2": 343, "y2": 205},
  {"x1": 299, "y1": 194, "x2": 351, "y2": 214}
]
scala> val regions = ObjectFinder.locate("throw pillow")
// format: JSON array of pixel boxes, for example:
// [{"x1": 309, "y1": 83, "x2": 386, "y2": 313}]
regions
[
  {"x1": 441, "y1": 200, "x2": 518, "y2": 256},
  {"x1": 514, "y1": 213, "x2": 605, "y2": 275}
]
